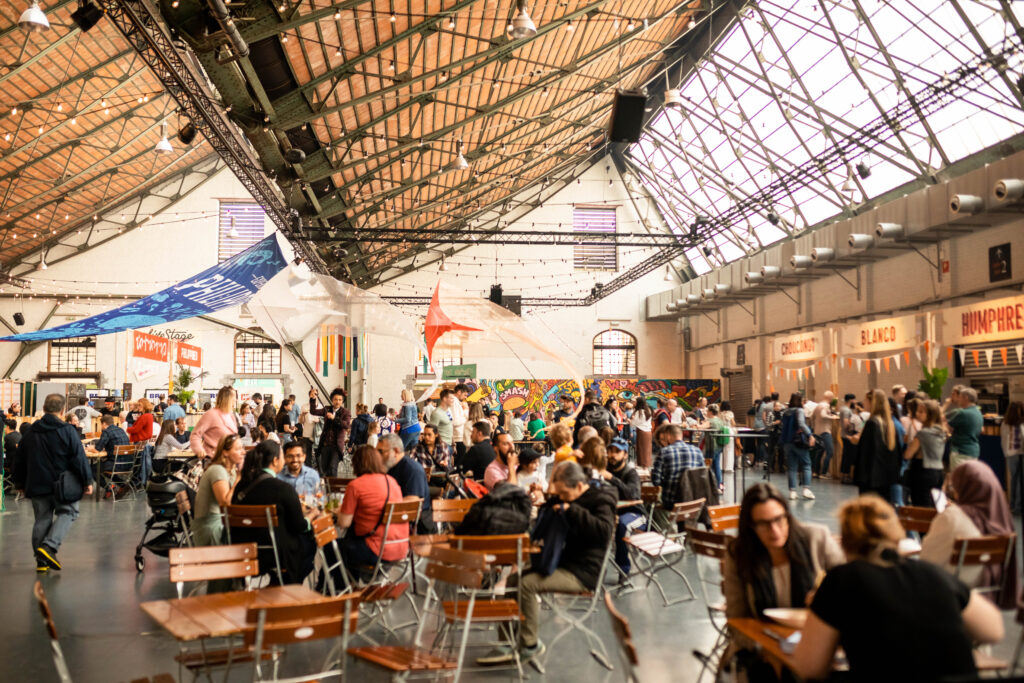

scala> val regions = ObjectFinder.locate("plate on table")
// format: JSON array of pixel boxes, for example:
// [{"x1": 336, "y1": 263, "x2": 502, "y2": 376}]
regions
[{"x1": 763, "y1": 607, "x2": 808, "y2": 629}]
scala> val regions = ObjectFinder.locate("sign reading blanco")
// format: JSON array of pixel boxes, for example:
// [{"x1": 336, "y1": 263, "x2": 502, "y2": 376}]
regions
[
  {"x1": 841, "y1": 315, "x2": 918, "y2": 354},
  {"x1": 773, "y1": 331, "x2": 824, "y2": 362},
  {"x1": 942, "y1": 294, "x2": 1024, "y2": 345}
]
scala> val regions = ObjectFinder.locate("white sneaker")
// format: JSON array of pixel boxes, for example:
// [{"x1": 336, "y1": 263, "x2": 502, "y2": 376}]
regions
[
  {"x1": 802, "y1": 487, "x2": 816, "y2": 500},
  {"x1": 789, "y1": 490, "x2": 799, "y2": 500}
]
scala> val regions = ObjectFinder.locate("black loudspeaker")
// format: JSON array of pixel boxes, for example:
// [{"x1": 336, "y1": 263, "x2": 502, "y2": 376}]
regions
[
  {"x1": 71, "y1": 1, "x2": 104, "y2": 31},
  {"x1": 178, "y1": 121, "x2": 197, "y2": 145},
  {"x1": 501, "y1": 295, "x2": 521, "y2": 316},
  {"x1": 488, "y1": 284, "x2": 503, "y2": 305},
  {"x1": 13, "y1": 312, "x2": 25, "y2": 326},
  {"x1": 608, "y1": 90, "x2": 647, "y2": 143}
]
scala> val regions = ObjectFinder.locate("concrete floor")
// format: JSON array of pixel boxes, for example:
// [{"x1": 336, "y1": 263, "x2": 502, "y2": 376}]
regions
[{"x1": 1, "y1": 473, "x2": 1021, "y2": 682}]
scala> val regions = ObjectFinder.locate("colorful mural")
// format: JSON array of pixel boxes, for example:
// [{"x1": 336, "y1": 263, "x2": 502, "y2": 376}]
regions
[{"x1": 463, "y1": 378, "x2": 720, "y2": 414}]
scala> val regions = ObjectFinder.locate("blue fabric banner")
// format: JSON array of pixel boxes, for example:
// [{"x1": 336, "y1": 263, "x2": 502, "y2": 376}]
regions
[{"x1": 2, "y1": 234, "x2": 288, "y2": 342}]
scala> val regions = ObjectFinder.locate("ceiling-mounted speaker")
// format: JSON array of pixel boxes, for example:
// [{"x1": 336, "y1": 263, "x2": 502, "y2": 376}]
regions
[
  {"x1": 608, "y1": 89, "x2": 646, "y2": 143},
  {"x1": 284, "y1": 148, "x2": 306, "y2": 164},
  {"x1": 71, "y1": 1, "x2": 104, "y2": 31},
  {"x1": 13, "y1": 312, "x2": 25, "y2": 326},
  {"x1": 488, "y1": 284, "x2": 503, "y2": 305},
  {"x1": 178, "y1": 121, "x2": 197, "y2": 145}
]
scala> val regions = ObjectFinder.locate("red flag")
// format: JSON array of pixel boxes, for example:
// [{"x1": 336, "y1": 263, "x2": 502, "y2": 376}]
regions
[{"x1": 424, "y1": 282, "x2": 482, "y2": 365}]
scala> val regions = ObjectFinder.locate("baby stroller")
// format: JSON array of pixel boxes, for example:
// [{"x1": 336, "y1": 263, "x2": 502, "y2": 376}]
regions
[{"x1": 134, "y1": 474, "x2": 194, "y2": 572}]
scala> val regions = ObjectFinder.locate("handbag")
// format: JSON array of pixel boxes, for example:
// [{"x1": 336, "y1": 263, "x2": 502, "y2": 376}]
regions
[
  {"x1": 38, "y1": 433, "x2": 84, "y2": 504},
  {"x1": 530, "y1": 503, "x2": 569, "y2": 576},
  {"x1": 792, "y1": 428, "x2": 813, "y2": 450}
]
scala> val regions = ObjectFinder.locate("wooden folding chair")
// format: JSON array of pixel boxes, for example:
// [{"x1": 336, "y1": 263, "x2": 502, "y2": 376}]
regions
[
  {"x1": 952, "y1": 534, "x2": 1016, "y2": 599},
  {"x1": 623, "y1": 498, "x2": 702, "y2": 605},
  {"x1": 356, "y1": 499, "x2": 422, "y2": 641},
  {"x1": 166, "y1": 544, "x2": 266, "y2": 680},
  {"x1": 896, "y1": 505, "x2": 937, "y2": 535},
  {"x1": 325, "y1": 476, "x2": 355, "y2": 495},
  {"x1": 103, "y1": 444, "x2": 137, "y2": 502},
  {"x1": 432, "y1": 498, "x2": 477, "y2": 532},
  {"x1": 706, "y1": 503, "x2": 740, "y2": 532},
  {"x1": 225, "y1": 504, "x2": 286, "y2": 585},
  {"x1": 688, "y1": 528, "x2": 730, "y2": 683},
  {"x1": 33, "y1": 581, "x2": 71, "y2": 683},
  {"x1": 639, "y1": 484, "x2": 663, "y2": 531},
  {"x1": 246, "y1": 593, "x2": 361, "y2": 682},
  {"x1": 604, "y1": 593, "x2": 640, "y2": 683},
  {"x1": 349, "y1": 546, "x2": 499, "y2": 682},
  {"x1": 175, "y1": 490, "x2": 194, "y2": 548},
  {"x1": 311, "y1": 514, "x2": 347, "y2": 596}
]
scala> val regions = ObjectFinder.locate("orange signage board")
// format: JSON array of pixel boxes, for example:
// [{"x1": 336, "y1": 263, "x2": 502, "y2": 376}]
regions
[{"x1": 132, "y1": 330, "x2": 169, "y2": 362}]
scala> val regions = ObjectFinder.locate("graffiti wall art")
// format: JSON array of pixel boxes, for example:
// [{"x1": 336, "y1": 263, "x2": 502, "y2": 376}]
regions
[{"x1": 463, "y1": 378, "x2": 720, "y2": 414}]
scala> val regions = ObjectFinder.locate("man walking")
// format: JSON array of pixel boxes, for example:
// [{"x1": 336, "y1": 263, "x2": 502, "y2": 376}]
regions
[{"x1": 14, "y1": 394, "x2": 94, "y2": 572}]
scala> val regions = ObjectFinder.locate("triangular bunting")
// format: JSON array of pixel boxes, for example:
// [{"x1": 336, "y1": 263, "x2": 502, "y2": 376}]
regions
[
  {"x1": 947, "y1": 347, "x2": 954, "y2": 362},
  {"x1": 984, "y1": 349, "x2": 993, "y2": 368},
  {"x1": 1017, "y1": 345, "x2": 1023, "y2": 365},
  {"x1": 883, "y1": 357, "x2": 891, "y2": 372},
  {"x1": 894, "y1": 354, "x2": 901, "y2": 370},
  {"x1": 971, "y1": 349, "x2": 979, "y2": 367},
  {"x1": 873, "y1": 358, "x2": 881, "y2": 372},
  {"x1": 958, "y1": 348, "x2": 967, "y2": 366},
  {"x1": 914, "y1": 347, "x2": 921, "y2": 362},
  {"x1": 847, "y1": 357, "x2": 854, "y2": 369},
  {"x1": 1001, "y1": 348, "x2": 1008, "y2": 366},
  {"x1": 810, "y1": 364, "x2": 816, "y2": 378},
  {"x1": 903, "y1": 351, "x2": 911, "y2": 365}
]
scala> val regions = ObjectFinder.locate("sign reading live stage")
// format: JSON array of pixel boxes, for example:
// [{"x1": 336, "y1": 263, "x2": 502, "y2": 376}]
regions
[
  {"x1": 133, "y1": 330, "x2": 169, "y2": 362},
  {"x1": 772, "y1": 331, "x2": 824, "y2": 362},
  {"x1": 176, "y1": 342, "x2": 202, "y2": 368},
  {"x1": 841, "y1": 315, "x2": 917, "y2": 354},
  {"x1": 943, "y1": 294, "x2": 1024, "y2": 345},
  {"x1": 0, "y1": 235, "x2": 288, "y2": 342}
]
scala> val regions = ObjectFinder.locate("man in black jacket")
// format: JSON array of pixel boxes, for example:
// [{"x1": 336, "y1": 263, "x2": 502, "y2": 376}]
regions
[
  {"x1": 457, "y1": 420, "x2": 495, "y2": 480},
  {"x1": 13, "y1": 394, "x2": 94, "y2": 572},
  {"x1": 572, "y1": 390, "x2": 612, "y2": 446},
  {"x1": 309, "y1": 387, "x2": 351, "y2": 476},
  {"x1": 478, "y1": 460, "x2": 615, "y2": 666},
  {"x1": 600, "y1": 437, "x2": 644, "y2": 575}
]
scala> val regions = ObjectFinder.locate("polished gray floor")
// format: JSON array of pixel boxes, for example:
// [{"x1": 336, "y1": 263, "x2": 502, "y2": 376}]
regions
[{"x1": 1, "y1": 473, "x2": 1021, "y2": 682}]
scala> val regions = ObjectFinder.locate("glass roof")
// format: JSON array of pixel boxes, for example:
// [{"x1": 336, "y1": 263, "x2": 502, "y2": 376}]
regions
[{"x1": 625, "y1": 0, "x2": 1024, "y2": 275}]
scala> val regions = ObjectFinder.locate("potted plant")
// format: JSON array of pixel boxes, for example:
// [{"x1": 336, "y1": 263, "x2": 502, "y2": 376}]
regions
[
  {"x1": 174, "y1": 364, "x2": 208, "y2": 406},
  {"x1": 917, "y1": 364, "x2": 948, "y2": 400}
]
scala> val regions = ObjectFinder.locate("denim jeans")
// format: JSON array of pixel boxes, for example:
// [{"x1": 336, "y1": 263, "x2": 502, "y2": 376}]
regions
[
  {"x1": 817, "y1": 432, "x2": 834, "y2": 474},
  {"x1": 785, "y1": 444, "x2": 811, "y2": 490},
  {"x1": 31, "y1": 495, "x2": 80, "y2": 554},
  {"x1": 711, "y1": 448, "x2": 723, "y2": 488},
  {"x1": 400, "y1": 428, "x2": 420, "y2": 453},
  {"x1": 614, "y1": 511, "x2": 646, "y2": 574}
]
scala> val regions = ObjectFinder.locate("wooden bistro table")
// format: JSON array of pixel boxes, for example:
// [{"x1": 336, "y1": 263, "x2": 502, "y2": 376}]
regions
[{"x1": 727, "y1": 617, "x2": 801, "y2": 679}]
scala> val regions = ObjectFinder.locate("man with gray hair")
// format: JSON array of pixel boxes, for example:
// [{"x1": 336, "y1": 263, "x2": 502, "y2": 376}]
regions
[
  {"x1": 376, "y1": 432, "x2": 434, "y2": 533},
  {"x1": 13, "y1": 393, "x2": 94, "y2": 572},
  {"x1": 478, "y1": 460, "x2": 616, "y2": 667},
  {"x1": 948, "y1": 386, "x2": 983, "y2": 469}
]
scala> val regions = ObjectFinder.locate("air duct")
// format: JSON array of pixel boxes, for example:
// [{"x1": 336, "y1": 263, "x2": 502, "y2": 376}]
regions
[
  {"x1": 849, "y1": 233, "x2": 874, "y2": 249},
  {"x1": 206, "y1": 0, "x2": 249, "y2": 58},
  {"x1": 790, "y1": 254, "x2": 813, "y2": 269},
  {"x1": 685, "y1": 294, "x2": 701, "y2": 305},
  {"x1": 701, "y1": 288, "x2": 715, "y2": 300},
  {"x1": 811, "y1": 247, "x2": 834, "y2": 262},
  {"x1": 761, "y1": 265, "x2": 781, "y2": 279},
  {"x1": 950, "y1": 194, "x2": 983, "y2": 215},
  {"x1": 666, "y1": 303, "x2": 678, "y2": 312},
  {"x1": 714, "y1": 283, "x2": 732, "y2": 296},
  {"x1": 875, "y1": 222, "x2": 904, "y2": 239},
  {"x1": 994, "y1": 179, "x2": 1024, "y2": 202},
  {"x1": 674, "y1": 298, "x2": 686, "y2": 308},
  {"x1": 745, "y1": 271, "x2": 763, "y2": 284}
]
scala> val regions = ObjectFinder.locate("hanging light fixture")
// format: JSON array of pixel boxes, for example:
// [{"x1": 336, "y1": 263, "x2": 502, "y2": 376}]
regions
[
  {"x1": 663, "y1": 265, "x2": 672, "y2": 281},
  {"x1": 509, "y1": 0, "x2": 537, "y2": 39},
  {"x1": 450, "y1": 140, "x2": 469, "y2": 171},
  {"x1": 155, "y1": 122, "x2": 173, "y2": 154},
  {"x1": 841, "y1": 164, "x2": 856, "y2": 192},
  {"x1": 228, "y1": 216, "x2": 239, "y2": 239},
  {"x1": 18, "y1": 1, "x2": 50, "y2": 32},
  {"x1": 37, "y1": 250, "x2": 47, "y2": 271},
  {"x1": 440, "y1": 257, "x2": 449, "y2": 272}
]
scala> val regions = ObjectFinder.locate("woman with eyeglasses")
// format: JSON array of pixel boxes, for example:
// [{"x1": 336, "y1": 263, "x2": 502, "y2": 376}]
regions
[{"x1": 723, "y1": 483, "x2": 844, "y2": 621}]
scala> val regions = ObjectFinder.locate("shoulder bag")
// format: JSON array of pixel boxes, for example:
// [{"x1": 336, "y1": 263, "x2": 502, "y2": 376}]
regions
[{"x1": 38, "y1": 432, "x2": 84, "y2": 504}]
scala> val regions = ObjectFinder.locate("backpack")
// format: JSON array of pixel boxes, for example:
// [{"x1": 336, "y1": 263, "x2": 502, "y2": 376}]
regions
[
  {"x1": 453, "y1": 483, "x2": 532, "y2": 535},
  {"x1": 779, "y1": 411, "x2": 796, "y2": 445},
  {"x1": 715, "y1": 423, "x2": 731, "y2": 449},
  {"x1": 348, "y1": 414, "x2": 373, "y2": 447},
  {"x1": 578, "y1": 405, "x2": 612, "y2": 431}
]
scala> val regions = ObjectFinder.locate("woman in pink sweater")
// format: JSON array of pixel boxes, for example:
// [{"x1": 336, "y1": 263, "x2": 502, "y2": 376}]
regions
[{"x1": 190, "y1": 387, "x2": 240, "y2": 457}]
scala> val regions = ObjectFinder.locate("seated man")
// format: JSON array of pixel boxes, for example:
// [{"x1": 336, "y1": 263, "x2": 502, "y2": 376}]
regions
[
  {"x1": 86, "y1": 415, "x2": 131, "y2": 478},
  {"x1": 478, "y1": 461, "x2": 616, "y2": 666},
  {"x1": 172, "y1": 417, "x2": 190, "y2": 445},
  {"x1": 378, "y1": 433, "x2": 435, "y2": 534},
  {"x1": 600, "y1": 437, "x2": 645, "y2": 576},
  {"x1": 458, "y1": 420, "x2": 496, "y2": 480},
  {"x1": 650, "y1": 423, "x2": 703, "y2": 529},
  {"x1": 162, "y1": 395, "x2": 186, "y2": 422},
  {"x1": 483, "y1": 432, "x2": 519, "y2": 490},
  {"x1": 277, "y1": 441, "x2": 321, "y2": 494}
]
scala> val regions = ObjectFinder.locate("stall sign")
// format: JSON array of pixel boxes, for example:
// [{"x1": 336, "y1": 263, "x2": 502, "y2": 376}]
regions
[
  {"x1": 841, "y1": 315, "x2": 917, "y2": 354},
  {"x1": 176, "y1": 342, "x2": 202, "y2": 368},
  {"x1": 942, "y1": 294, "x2": 1024, "y2": 345},
  {"x1": 133, "y1": 330, "x2": 169, "y2": 362},
  {"x1": 772, "y1": 331, "x2": 824, "y2": 362}
]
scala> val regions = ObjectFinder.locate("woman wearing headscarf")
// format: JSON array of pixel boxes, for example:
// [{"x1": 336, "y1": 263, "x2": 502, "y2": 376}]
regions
[{"x1": 920, "y1": 460, "x2": 1018, "y2": 606}]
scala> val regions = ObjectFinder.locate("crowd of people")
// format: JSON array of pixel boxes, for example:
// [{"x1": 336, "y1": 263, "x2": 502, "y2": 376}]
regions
[{"x1": 9, "y1": 379, "x2": 1023, "y2": 677}]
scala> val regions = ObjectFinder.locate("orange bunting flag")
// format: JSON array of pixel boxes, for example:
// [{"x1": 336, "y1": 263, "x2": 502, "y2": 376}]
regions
[
  {"x1": 971, "y1": 349, "x2": 980, "y2": 367},
  {"x1": 924, "y1": 340, "x2": 931, "y2": 353},
  {"x1": 1001, "y1": 348, "x2": 1008, "y2": 366},
  {"x1": 903, "y1": 351, "x2": 911, "y2": 365},
  {"x1": 947, "y1": 347, "x2": 954, "y2": 362},
  {"x1": 883, "y1": 357, "x2": 891, "y2": 372},
  {"x1": 817, "y1": 361, "x2": 823, "y2": 369},
  {"x1": 847, "y1": 357, "x2": 853, "y2": 369}
]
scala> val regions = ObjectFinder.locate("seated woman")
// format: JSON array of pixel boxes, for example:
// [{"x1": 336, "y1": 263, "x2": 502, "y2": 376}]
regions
[
  {"x1": 334, "y1": 444, "x2": 409, "y2": 585},
  {"x1": 920, "y1": 460, "x2": 1018, "y2": 605},
  {"x1": 192, "y1": 434, "x2": 246, "y2": 546},
  {"x1": 723, "y1": 483, "x2": 844, "y2": 621},
  {"x1": 152, "y1": 419, "x2": 184, "y2": 474},
  {"x1": 791, "y1": 494, "x2": 1004, "y2": 681},
  {"x1": 230, "y1": 440, "x2": 318, "y2": 585}
]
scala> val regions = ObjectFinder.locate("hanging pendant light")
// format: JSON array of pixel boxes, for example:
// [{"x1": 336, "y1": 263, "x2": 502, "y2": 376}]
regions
[
  {"x1": 450, "y1": 140, "x2": 469, "y2": 171},
  {"x1": 509, "y1": 1, "x2": 537, "y2": 39},
  {"x1": 440, "y1": 258, "x2": 449, "y2": 272},
  {"x1": 228, "y1": 216, "x2": 240, "y2": 239},
  {"x1": 841, "y1": 164, "x2": 855, "y2": 192},
  {"x1": 155, "y1": 122, "x2": 173, "y2": 154},
  {"x1": 38, "y1": 251, "x2": 47, "y2": 271},
  {"x1": 663, "y1": 265, "x2": 672, "y2": 281},
  {"x1": 19, "y1": 1, "x2": 50, "y2": 32},
  {"x1": 664, "y1": 89, "x2": 684, "y2": 107}
]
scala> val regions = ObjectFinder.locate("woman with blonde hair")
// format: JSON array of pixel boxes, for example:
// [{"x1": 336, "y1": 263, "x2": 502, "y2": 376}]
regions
[
  {"x1": 853, "y1": 390, "x2": 900, "y2": 502},
  {"x1": 395, "y1": 388, "x2": 421, "y2": 452},
  {"x1": 464, "y1": 401, "x2": 485, "y2": 449},
  {"x1": 190, "y1": 387, "x2": 240, "y2": 457},
  {"x1": 791, "y1": 494, "x2": 1004, "y2": 681}
]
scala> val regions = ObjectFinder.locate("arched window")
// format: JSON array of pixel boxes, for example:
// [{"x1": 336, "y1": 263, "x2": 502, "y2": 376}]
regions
[
  {"x1": 234, "y1": 330, "x2": 281, "y2": 374},
  {"x1": 593, "y1": 329, "x2": 637, "y2": 375}
]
